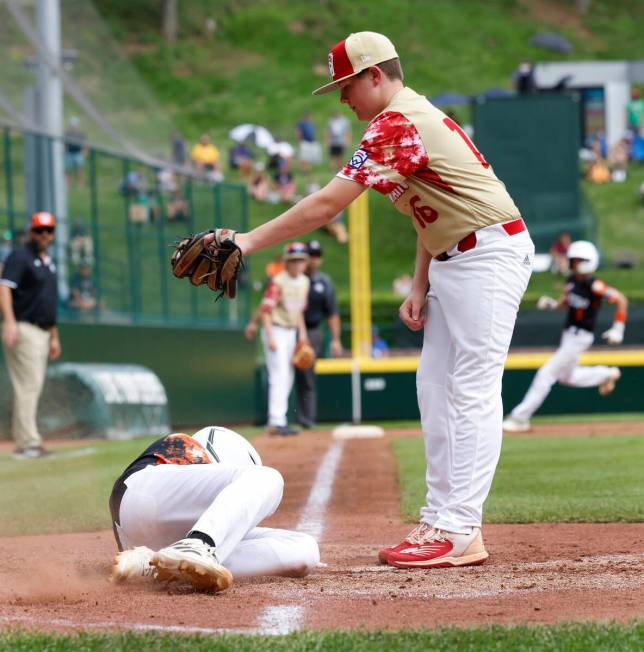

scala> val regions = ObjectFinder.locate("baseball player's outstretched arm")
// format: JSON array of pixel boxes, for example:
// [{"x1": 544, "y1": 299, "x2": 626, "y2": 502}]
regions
[
  {"x1": 224, "y1": 177, "x2": 364, "y2": 256},
  {"x1": 602, "y1": 288, "x2": 628, "y2": 345},
  {"x1": 399, "y1": 236, "x2": 431, "y2": 332}
]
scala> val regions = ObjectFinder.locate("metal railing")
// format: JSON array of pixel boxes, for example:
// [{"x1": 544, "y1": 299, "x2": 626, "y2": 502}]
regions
[{"x1": 0, "y1": 123, "x2": 250, "y2": 327}]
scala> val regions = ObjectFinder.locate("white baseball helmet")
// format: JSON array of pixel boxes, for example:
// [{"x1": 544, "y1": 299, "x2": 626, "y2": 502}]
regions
[
  {"x1": 567, "y1": 240, "x2": 599, "y2": 274},
  {"x1": 192, "y1": 426, "x2": 262, "y2": 466}
]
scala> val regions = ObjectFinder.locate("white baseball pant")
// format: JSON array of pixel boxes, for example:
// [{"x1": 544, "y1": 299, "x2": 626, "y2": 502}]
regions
[
  {"x1": 510, "y1": 327, "x2": 614, "y2": 421},
  {"x1": 262, "y1": 324, "x2": 297, "y2": 427},
  {"x1": 417, "y1": 222, "x2": 534, "y2": 534},
  {"x1": 116, "y1": 463, "x2": 319, "y2": 578}
]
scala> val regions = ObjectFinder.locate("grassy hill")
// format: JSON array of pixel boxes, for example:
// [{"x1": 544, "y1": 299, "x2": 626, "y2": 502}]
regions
[{"x1": 90, "y1": 0, "x2": 644, "y2": 303}]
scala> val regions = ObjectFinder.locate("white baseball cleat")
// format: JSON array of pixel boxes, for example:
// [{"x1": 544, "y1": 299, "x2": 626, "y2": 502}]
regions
[
  {"x1": 150, "y1": 538, "x2": 233, "y2": 592},
  {"x1": 599, "y1": 367, "x2": 621, "y2": 396},
  {"x1": 502, "y1": 416, "x2": 531, "y2": 432},
  {"x1": 112, "y1": 546, "x2": 158, "y2": 582}
]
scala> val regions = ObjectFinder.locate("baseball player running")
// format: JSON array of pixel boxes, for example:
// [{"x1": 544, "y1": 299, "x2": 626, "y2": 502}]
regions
[
  {"x1": 110, "y1": 426, "x2": 320, "y2": 591},
  {"x1": 205, "y1": 31, "x2": 534, "y2": 568},
  {"x1": 503, "y1": 240, "x2": 627, "y2": 432}
]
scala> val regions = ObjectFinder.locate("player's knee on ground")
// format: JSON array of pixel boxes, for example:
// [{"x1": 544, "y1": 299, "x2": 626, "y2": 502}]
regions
[{"x1": 281, "y1": 532, "x2": 320, "y2": 578}]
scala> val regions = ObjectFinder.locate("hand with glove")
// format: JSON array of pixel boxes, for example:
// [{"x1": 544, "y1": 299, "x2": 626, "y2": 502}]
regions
[
  {"x1": 537, "y1": 295, "x2": 558, "y2": 310},
  {"x1": 602, "y1": 321, "x2": 625, "y2": 345},
  {"x1": 171, "y1": 228, "x2": 243, "y2": 299}
]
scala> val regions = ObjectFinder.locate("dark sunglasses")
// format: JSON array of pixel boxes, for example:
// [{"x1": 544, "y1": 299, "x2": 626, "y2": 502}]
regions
[{"x1": 33, "y1": 227, "x2": 55, "y2": 234}]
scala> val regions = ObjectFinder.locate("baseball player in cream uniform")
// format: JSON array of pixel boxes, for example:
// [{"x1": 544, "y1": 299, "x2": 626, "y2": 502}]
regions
[
  {"x1": 206, "y1": 31, "x2": 534, "y2": 569},
  {"x1": 110, "y1": 426, "x2": 320, "y2": 591},
  {"x1": 503, "y1": 241, "x2": 627, "y2": 432},
  {"x1": 261, "y1": 242, "x2": 310, "y2": 436}
]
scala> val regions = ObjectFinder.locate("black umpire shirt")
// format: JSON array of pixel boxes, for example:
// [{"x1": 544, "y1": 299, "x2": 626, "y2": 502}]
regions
[
  {"x1": 0, "y1": 242, "x2": 57, "y2": 327},
  {"x1": 305, "y1": 270, "x2": 338, "y2": 330}
]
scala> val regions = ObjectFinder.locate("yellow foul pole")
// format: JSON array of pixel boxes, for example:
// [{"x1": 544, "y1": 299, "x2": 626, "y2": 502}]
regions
[{"x1": 348, "y1": 192, "x2": 372, "y2": 359}]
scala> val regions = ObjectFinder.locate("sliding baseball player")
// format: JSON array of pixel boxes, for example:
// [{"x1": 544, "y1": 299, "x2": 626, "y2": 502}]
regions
[{"x1": 110, "y1": 426, "x2": 319, "y2": 591}]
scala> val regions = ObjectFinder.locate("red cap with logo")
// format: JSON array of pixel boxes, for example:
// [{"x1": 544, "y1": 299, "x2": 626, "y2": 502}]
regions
[
  {"x1": 313, "y1": 31, "x2": 398, "y2": 96},
  {"x1": 31, "y1": 212, "x2": 56, "y2": 229}
]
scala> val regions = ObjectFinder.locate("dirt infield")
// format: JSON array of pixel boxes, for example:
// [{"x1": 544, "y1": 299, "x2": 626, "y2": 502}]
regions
[{"x1": 1, "y1": 428, "x2": 643, "y2": 634}]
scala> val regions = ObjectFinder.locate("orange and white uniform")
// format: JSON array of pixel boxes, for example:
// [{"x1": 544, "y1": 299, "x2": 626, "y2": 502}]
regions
[
  {"x1": 261, "y1": 270, "x2": 310, "y2": 428},
  {"x1": 341, "y1": 87, "x2": 535, "y2": 534}
]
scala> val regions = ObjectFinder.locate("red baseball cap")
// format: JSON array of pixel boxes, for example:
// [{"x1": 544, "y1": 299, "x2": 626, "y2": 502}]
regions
[
  {"x1": 313, "y1": 31, "x2": 399, "y2": 96},
  {"x1": 31, "y1": 212, "x2": 56, "y2": 229}
]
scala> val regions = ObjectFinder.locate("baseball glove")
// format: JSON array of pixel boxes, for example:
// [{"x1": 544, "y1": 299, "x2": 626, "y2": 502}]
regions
[
  {"x1": 171, "y1": 228, "x2": 243, "y2": 299},
  {"x1": 292, "y1": 341, "x2": 316, "y2": 371}
]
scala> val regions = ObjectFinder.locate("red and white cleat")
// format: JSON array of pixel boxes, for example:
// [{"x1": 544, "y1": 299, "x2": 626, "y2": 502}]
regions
[
  {"x1": 378, "y1": 522, "x2": 435, "y2": 565},
  {"x1": 387, "y1": 527, "x2": 489, "y2": 569}
]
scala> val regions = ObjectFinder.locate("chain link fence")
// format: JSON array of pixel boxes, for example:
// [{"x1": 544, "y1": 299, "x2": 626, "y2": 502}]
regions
[{"x1": 0, "y1": 123, "x2": 250, "y2": 326}]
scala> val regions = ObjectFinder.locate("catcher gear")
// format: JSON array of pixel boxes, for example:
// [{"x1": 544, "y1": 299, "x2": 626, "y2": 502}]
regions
[
  {"x1": 171, "y1": 229, "x2": 243, "y2": 299},
  {"x1": 292, "y1": 341, "x2": 316, "y2": 371}
]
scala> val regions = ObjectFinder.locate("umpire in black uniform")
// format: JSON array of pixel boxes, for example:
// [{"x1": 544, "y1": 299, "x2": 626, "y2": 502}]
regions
[
  {"x1": 0, "y1": 212, "x2": 61, "y2": 459},
  {"x1": 296, "y1": 240, "x2": 342, "y2": 429}
]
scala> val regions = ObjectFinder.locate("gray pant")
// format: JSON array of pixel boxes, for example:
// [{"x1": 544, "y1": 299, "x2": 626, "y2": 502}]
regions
[
  {"x1": 3, "y1": 322, "x2": 50, "y2": 450},
  {"x1": 295, "y1": 327, "x2": 324, "y2": 427}
]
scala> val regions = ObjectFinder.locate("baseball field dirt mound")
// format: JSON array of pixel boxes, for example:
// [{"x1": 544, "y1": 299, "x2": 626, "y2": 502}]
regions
[{"x1": 0, "y1": 429, "x2": 642, "y2": 633}]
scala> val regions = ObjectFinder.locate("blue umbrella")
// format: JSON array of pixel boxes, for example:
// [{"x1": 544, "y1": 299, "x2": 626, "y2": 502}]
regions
[
  {"x1": 478, "y1": 87, "x2": 514, "y2": 99},
  {"x1": 429, "y1": 91, "x2": 470, "y2": 106},
  {"x1": 530, "y1": 32, "x2": 573, "y2": 54}
]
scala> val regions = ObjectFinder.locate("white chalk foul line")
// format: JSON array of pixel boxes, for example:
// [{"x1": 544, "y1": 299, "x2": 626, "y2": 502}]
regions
[
  {"x1": 296, "y1": 440, "x2": 344, "y2": 540},
  {"x1": 253, "y1": 440, "x2": 345, "y2": 635}
]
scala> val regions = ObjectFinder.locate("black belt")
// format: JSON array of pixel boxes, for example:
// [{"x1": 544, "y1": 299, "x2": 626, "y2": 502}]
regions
[{"x1": 29, "y1": 322, "x2": 53, "y2": 331}]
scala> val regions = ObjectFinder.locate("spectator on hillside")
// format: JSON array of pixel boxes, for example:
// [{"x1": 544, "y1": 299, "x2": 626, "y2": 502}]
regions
[
  {"x1": 393, "y1": 273, "x2": 413, "y2": 297},
  {"x1": 119, "y1": 169, "x2": 148, "y2": 198},
  {"x1": 171, "y1": 131, "x2": 187, "y2": 166},
  {"x1": 371, "y1": 326, "x2": 389, "y2": 358},
  {"x1": 513, "y1": 61, "x2": 536, "y2": 94},
  {"x1": 272, "y1": 161, "x2": 297, "y2": 204},
  {"x1": 586, "y1": 140, "x2": 610, "y2": 184},
  {"x1": 248, "y1": 162, "x2": 270, "y2": 202},
  {"x1": 549, "y1": 231, "x2": 571, "y2": 275},
  {"x1": 608, "y1": 137, "x2": 630, "y2": 183},
  {"x1": 158, "y1": 168, "x2": 178, "y2": 194},
  {"x1": 64, "y1": 116, "x2": 87, "y2": 187},
  {"x1": 229, "y1": 141, "x2": 255, "y2": 179},
  {"x1": 69, "y1": 220, "x2": 94, "y2": 266},
  {"x1": 69, "y1": 262, "x2": 97, "y2": 313},
  {"x1": 295, "y1": 111, "x2": 321, "y2": 175},
  {"x1": 167, "y1": 190, "x2": 190, "y2": 223},
  {"x1": 191, "y1": 134, "x2": 223, "y2": 181},
  {"x1": 626, "y1": 88, "x2": 644, "y2": 136},
  {"x1": 326, "y1": 110, "x2": 351, "y2": 170}
]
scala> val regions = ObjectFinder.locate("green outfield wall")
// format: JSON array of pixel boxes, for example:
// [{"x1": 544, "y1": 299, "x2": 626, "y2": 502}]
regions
[
  {"x1": 255, "y1": 351, "x2": 644, "y2": 424},
  {"x1": 0, "y1": 321, "x2": 256, "y2": 437}
]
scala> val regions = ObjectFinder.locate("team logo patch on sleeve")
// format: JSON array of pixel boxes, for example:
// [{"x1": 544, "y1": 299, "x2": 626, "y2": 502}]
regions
[{"x1": 348, "y1": 148, "x2": 369, "y2": 170}]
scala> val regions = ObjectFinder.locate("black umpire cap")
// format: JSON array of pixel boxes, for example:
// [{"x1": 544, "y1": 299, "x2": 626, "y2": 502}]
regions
[{"x1": 307, "y1": 240, "x2": 323, "y2": 256}]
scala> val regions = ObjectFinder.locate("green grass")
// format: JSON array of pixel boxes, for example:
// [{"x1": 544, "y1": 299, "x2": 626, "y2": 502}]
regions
[
  {"x1": 1, "y1": 622, "x2": 643, "y2": 651},
  {"x1": 0, "y1": 427, "x2": 263, "y2": 537},
  {"x1": 394, "y1": 433, "x2": 644, "y2": 523}
]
